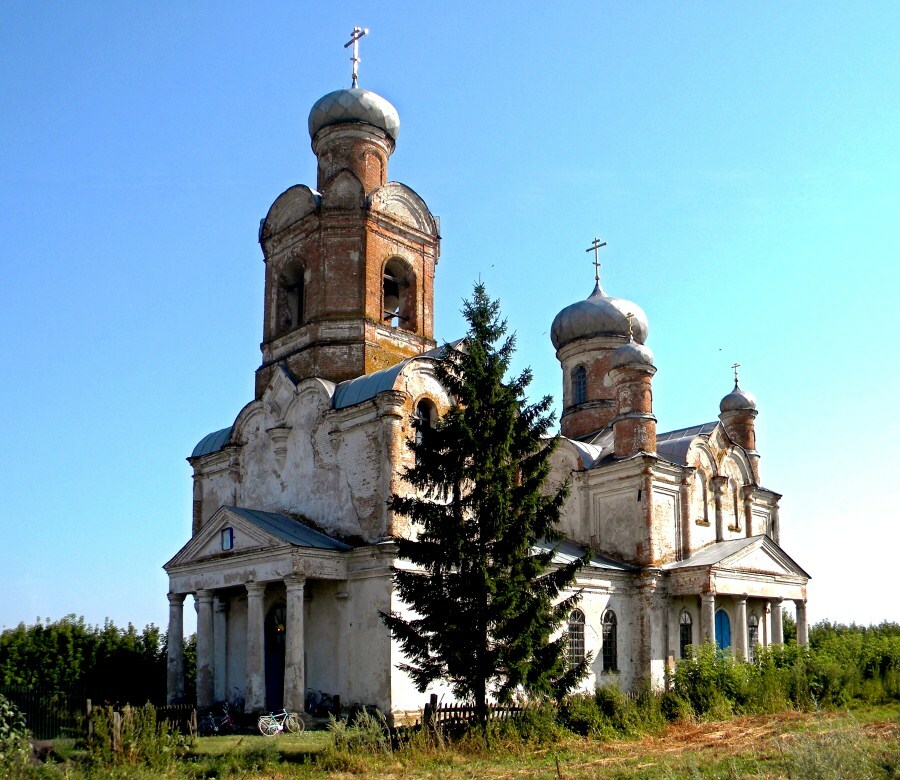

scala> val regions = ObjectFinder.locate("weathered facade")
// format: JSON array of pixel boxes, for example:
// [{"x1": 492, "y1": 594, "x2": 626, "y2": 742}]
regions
[{"x1": 164, "y1": 73, "x2": 809, "y2": 719}]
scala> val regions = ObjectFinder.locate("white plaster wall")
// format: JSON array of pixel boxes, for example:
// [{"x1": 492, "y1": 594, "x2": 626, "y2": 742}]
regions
[
  {"x1": 305, "y1": 580, "x2": 343, "y2": 696},
  {"x1": 225, "y1": 593, "x2": 248, "y2": 703},
  {"x1": 571, "y1": 582, "x2": 637, "y2": 693}
]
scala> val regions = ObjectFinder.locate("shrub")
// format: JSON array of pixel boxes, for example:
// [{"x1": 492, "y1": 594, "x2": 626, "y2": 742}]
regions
[
  {"x1": 88, "y1": 703, "x2": 185, "y2": 768},
  {"x1": 0, "y1": 694, "x2": 30, "y2": 777},
  {"x1": 558, "y1": 694, "x2": 608, "y2": 737},
  {"x1": 659, "y1": 690, "x2": 693, "y2": 723},
  {"x1": 319, "y1": 709, "x2": 391, "y2": 771}
]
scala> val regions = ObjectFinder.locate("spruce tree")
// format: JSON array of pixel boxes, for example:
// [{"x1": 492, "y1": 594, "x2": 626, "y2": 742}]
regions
[{"x1": 381, "y1": 284, "x2": 588, "y2": 726}]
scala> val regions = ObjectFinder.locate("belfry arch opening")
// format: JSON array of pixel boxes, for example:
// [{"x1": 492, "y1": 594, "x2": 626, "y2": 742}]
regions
[
  {"x1": 383, "y1": 259, "x2": 414, "y2": 330},
  {"x1": 276, "y1": 264, "x2": 305, "y2": 337}
]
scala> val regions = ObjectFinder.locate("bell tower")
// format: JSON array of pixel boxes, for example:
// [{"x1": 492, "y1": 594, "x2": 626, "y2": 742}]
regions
[{"x1": 255, "y1": 34, "x2": 440, "y2": 397}]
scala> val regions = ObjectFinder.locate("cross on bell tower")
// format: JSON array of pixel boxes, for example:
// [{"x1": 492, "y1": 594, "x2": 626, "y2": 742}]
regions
[
  {"x1": 585, "y1": 236, "x2": 608, "y2": 288},
  {"x1": 344, "y1": 26, "x2": 369, "y2": 88}
]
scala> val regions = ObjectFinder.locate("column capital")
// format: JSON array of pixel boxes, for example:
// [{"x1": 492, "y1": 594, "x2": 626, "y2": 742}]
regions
[
  {"x1": 793, "y1": 598, "x2": 807, "y2": 608},
  {"x1": 285, "y1": 576, "x2": 307, "y2": 593},
  {"x1": 195, "y1": 589, "x2": 215, "y2": 604},
  {"x1": 770, "y1": 597, "x2": 783, "y2": 605},
  {"x1": 167, "y1": 592, "x2": 186, "y2": 606},
  {"x1": 246, "y1": 581, "x2": 267, "y2": 596},
  {"x1": 701, "y1": 592, "x2": 716, "y2": 604},
  {"x1": 736, "y1": 594, "x2": 748, "y2": 604}
]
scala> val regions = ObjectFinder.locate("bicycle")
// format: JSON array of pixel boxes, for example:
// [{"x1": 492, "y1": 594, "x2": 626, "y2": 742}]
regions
[
  {"x1": 199, "y1": 701, "x2": 236, "y2": 736},
  {"x1": 257, "y1": 708, "x2": 304, "y2": 736}
]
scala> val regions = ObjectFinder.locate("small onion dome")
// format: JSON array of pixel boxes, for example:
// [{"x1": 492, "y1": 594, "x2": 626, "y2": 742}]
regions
[
  {"x1": 608, "y1": 341, "x2": 655, "y2": 370},
  {"x1": 550, "y1": 283, "x2": 649, "y2": 350},
  {"x1": 720, "y1": 383, "x2": 757, "y2": 413},
  {"x1": 308, "y1": 88, "x2": 400, "y2": 141}
]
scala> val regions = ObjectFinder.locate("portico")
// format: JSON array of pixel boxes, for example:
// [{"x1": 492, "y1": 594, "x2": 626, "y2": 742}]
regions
[
  {"x1": 663, "y1": 534, "x2": 810, "y2": 660},
  {"x1": 164, "y1": 506, "x2": 359, "y2": 710}
]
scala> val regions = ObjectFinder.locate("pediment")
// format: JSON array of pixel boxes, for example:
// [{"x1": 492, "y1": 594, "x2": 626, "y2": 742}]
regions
[
  {"x1": 261, "y1": 185, "x2": 320, "y2": 243},
  {"x1": 718, "y1": 538, "x2": 810, "y2": 578},
  {"x1": 368, "y1": 182, "x2": 437, "y2": 235},
  {"x1": 321, "y1": 169, "x2": 365, "y2": 210},
  {"x1": 164, "y1": 507, "x2": 287, "y2": 570}
]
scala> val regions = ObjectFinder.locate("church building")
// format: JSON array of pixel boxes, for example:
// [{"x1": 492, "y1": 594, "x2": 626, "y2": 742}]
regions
[{"x1": 164, "y1": 43, "x2": 810, "y2": 720}]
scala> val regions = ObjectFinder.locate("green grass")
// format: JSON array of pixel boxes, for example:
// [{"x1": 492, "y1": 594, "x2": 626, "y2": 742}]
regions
[{"x1": 17, "y1": 705, "x2": 900, "y2": 779}]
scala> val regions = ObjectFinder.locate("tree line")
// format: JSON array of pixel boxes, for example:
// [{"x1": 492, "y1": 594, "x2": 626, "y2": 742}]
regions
[{"x1": 0, "y1": 614, "x2": 196, "y2": 704}]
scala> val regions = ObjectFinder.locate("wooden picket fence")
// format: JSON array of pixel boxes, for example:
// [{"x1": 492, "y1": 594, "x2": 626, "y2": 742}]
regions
[{"x1": 422, "y1": 693, "x2": 526, "y2": 729}]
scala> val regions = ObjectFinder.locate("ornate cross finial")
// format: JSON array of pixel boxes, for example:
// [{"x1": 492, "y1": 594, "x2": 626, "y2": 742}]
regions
[
  {"x1": 585, "y1": 236, "x2": 608, "y2": 285},
  {"x1": 626, "y1": 312, "x2": 635, "y2": 342},
  {"x1": 344, "y1": 26, "x2": 369, "y2": 88},
  {"x1": 732, "y1": 362, "x2": 740, "y2": 386}
]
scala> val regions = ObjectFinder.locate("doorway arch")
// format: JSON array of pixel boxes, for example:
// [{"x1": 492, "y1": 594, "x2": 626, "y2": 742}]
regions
[
  {"x1": 714, "y1": 609, "x2": 731, "y2": 650},
  {"x1": 265, "y1": 603, "x2": 286, "y2": 710}
]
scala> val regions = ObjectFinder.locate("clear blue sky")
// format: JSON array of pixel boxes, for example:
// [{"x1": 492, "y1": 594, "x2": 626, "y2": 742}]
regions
[{"x1": 2, "y1": 2, "x2": 898, "y2": 633}]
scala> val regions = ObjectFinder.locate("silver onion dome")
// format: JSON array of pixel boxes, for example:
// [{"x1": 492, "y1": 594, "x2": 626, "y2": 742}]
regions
[
  {"x1": 308, "y1": 88, "x2": 400, "y2": 141},
  {"x1": 720, "y1": 384, "x2": 757, "y2": 413},
  {"x1": 609, "y1": 340, "x2": 655, "y2": 370},
  {"x1": 550, "y1": 283, "x2": 649, "y2": 351}
]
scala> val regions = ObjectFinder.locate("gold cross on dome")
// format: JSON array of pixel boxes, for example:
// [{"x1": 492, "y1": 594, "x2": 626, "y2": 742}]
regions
[
  {"x1": 344, "y1": 26, "x2": 369, "y2": 88},
  {"x1": 585, "y1": 236, "x2": 607, "y2": 284}
]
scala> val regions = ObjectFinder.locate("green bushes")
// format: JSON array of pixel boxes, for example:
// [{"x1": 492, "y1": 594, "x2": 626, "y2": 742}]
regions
[
  {"x1": 0, "y1": 694, "x2": 30, "y2": 777},
  {"x1": 88, "y1": 703, "x2": 186, "y2": 769}
]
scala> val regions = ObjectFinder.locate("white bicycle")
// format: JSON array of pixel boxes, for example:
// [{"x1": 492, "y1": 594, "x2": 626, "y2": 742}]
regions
[{"x1": 257, "y1": 708, "x2": 304, "y2": 736}]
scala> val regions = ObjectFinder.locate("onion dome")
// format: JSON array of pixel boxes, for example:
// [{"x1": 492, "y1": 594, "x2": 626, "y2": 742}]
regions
[
  {"x1": 308, "y1": 88, "x2": 400, "y2": 141},
  {"x1": 609, "y1": 340, "x2": 654, "y2": 370},
  {"x1": 720, "y1": 383, "x2": 757, "y2": 413},
  {"x1": 550, "y1": 283, "x2": 649, "y2": 350}
]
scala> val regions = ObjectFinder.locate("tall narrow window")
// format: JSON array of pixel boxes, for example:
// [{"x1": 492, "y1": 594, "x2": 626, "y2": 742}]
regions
[
  {"x1": 694, "y1": 471, "x2": 709, "y2": 525},
  {"x1": 602, "y1": 610, "x2": 618, "y2": 672},
  {"x1": 572, "y1": 365, "x2": 587, "y2": 405},
  {"x1": 276, "y1": 266, "x2": 305, "y2": 336},
  {"x1": 567, "y1": 609, "x2": 586, "y2": 667},
  {"x1": 748, "y1": 614, "x2": 759, "y2": 662},
  {"x1": 383, "y1": 259, "x2": 412, "y2": 330},
  {"x1": 414, "y1": 399, "x2": 436, "y2": 451},
  {"x1": 679, "y1": 611, "x2": 693, "y2": 658},
  {"x1": 730, "y1": 478, "x2": 741, "y2": 529}
]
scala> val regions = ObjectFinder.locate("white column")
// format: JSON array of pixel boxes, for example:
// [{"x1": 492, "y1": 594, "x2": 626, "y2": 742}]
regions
[
  {"x1": 795, "y1": 600, "x2": 809, "y2": 646},
  {"x1": 195, "y1": 590, "x2": 215, "y2": 708},
  {"x1": 245, "y1": 582, "x2": 267, "y2": 712},
  {"x1": 734, "y1": 596, "x2": 749, "y2": 659},
  {"x1": 701, "y1": 593, "x2": 716, "y2": 645},
  {"x1": 283, "y1": 577, "x2": 306, "y2": 712},
  {"x1": 166, "y1": 592, "x2": 185, "y2": 703},
  {"x1": 213, "y1": 597, "x2": 228, "y2": 702},
  {"x1": 771, "y1": 598, "x2": 784, "y2": 645}
]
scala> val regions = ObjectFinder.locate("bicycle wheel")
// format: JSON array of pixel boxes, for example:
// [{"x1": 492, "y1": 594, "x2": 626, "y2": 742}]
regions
[
  {"x1": 258, "y1": 716, "x2": 278, "y2": 736},
  {"x1": 285, "y1": 713, "x2": 304, "y2": 733}
]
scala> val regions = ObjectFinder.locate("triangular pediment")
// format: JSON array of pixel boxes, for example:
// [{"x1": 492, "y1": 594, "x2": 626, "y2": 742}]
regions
[
  {"x1": 164, "y1": 507, "x2": 287, "y2": 570},
  {"x1": 664, "y1": 536, "x2": 810, "y2": 579},
  {"x1": 718, "y1": 537, "x2": 810, "y2": 578}
]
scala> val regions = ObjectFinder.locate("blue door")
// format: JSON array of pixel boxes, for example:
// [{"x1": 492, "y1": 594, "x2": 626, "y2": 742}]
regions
[{"x1": 715, "y1": 609, "x2": 731, "y2": 650}]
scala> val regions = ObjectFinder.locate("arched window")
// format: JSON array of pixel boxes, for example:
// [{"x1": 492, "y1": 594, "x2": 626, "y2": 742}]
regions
[
  {"x1": 383, "y1": 259, "x2": 413, "y2": 330},
  {"x1": 602, "y1": 610, "x2": 618, "y2": 672},
  {"x1": 679, "y1": 611, "x2": 693, "y2": 658},
  {"x1": 729, "y1": 477, "x2": 741, "y2": 529},
  {"x1": 571, "y1": 365, "x2": 587, "y2": 405},
  {"x1": 748, "y1": 614, "x2": 759, "y2": 662},
  {"x1": 567, "y1": 609, "x2": 586, "y2": 667},
  {"x1": 694, "y1": 471, "x2": 709, "y2": 525},
  {"x1": 414, "y1": 399, "x2": 436, "y2": 451},
  {"x1": 276, "y1": 265, "x2": 305, "y2": 336}
]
